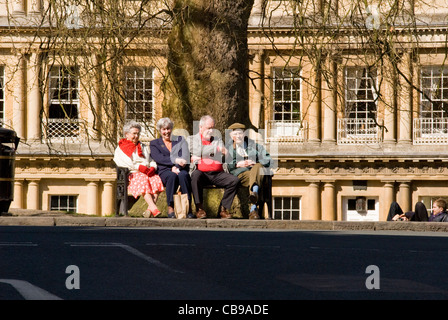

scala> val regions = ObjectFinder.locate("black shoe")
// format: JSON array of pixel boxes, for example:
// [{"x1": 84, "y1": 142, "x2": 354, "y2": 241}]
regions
[
  {"x1": 187, "y1": 213, "x2": 196, "y2": 219},
  {"x1": 167, "y1": 212, "x2": 176, "y2": 218},
  {"x1": 249, "y1": 191, "x2": 258, "y2": 204}
]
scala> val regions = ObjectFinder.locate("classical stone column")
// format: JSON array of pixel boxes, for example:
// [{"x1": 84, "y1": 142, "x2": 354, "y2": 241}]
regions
[
  {"x1": 102, "y1": 181, "x2": 115, "y2": 216},
  {"x1": 27, "y1": 51, "x2": 41, "y2": 141},
  {"x1": 86, "y1": 180, "x2": 99, "y2": 215},
  {"x1": 305, "y1": 180, "x2": 321, "y2": 220},
  {"x1": 398, "y1": 181, "x2": 412, "y2": 213},
  {"x1": 398, "y1": 51, "x2": 412, "y2": 144},
  {"x1": 13, "y1": 53, "x2": 26, "y2": 140},
  {"x1": 382, "y1": 180, "x2": 395, "y2": 220},
  {"x1": 86, "y1": 54, "x2": 101, "y2": 141},
  {"x1": 322, "y1": 181, "x2": 336, "y2": 220},
  {"x1": 383, "y1": 60, "x2": 396, "y2": 144},
  {"x1": 322, "y1": 58, "x2": 337, "y2": 144},
  {"x1": 27, "y1": 179, "x2": 40, "y2": 210},
  {"x1": 10, "y1": 180, "x2": 24, "y2": 209},
  {"x1": 307, "y1": 67, "x2": 321, "y2": 143},
  {"x1": 248, "y1": 50, "x2": 264, "y2": 130}
]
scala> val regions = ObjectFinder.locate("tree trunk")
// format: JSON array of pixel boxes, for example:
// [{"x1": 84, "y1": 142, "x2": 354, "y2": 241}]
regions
[{"x1": 162, "y1": 0, "x2": 254, "y2": 133}]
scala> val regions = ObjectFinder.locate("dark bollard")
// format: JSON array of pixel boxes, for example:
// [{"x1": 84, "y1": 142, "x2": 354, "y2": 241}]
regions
[{"x1": 0, "y1": 128, "x2": 20, "y2": 214}]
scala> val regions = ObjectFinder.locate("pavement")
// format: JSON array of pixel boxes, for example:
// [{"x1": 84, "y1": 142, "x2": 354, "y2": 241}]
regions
[{"x1": 2, "y1": 208, "x2": 448, "y2": 232}]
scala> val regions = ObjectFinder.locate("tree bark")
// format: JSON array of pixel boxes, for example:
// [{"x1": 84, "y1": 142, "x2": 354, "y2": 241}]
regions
[{"x1": 162, "y1": 0, "x2": 254, "y2": 133}]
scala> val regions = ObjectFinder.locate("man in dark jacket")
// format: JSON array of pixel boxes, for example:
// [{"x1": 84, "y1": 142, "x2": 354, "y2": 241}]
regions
[{"x1": 429, "y1": 198, "x2": 448, "y2": 222}]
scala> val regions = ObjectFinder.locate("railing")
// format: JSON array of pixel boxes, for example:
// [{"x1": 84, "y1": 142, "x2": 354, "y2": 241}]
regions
[
  {"x1": 43, "y1": 118, "x2": 83, "y2": 141},
  {"x1": 337, "y1": 118, "x2": 383, "y2": 144},
  {"x1": 413, "y1": 118, "x2": 448, "y2": 145},
  {"x1": 265, "y1": 120, "x2": 308, "y2": 143}
]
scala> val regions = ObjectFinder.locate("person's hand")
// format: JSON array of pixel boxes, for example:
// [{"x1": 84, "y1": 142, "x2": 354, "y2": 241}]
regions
[
  {"x1": 392, "y1": 214, "x2": 408, "y2": 221},
  {"x1": 236, "y1": 160, "x2": 255, "y2": 168},
  {"x1": 172, "y1": 166, "x2": 180, "y2": 174},
  {"x1": 191, "y1": 155, "x2": 201, "y2": 163},
  {"x1": 236, "y1": 161, "x2": 246, "y2": 168},
  {"x1": 175, "y1": 158, "x2": 187, "y2": 167},
  {"x1": 246, "y1": 159, "x2": 256, "y2": 166},
  {"x1": 139, "y1": 165, "x2": 155, "y2": 177},
  {"x1": 220, "y1": 146, "x2": 228, "y2": 156}
]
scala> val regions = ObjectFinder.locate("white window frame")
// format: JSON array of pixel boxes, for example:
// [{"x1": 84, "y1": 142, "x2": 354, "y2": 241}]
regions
[
  {"x1": 343, "y1": 196, "x2": 379, "y2": 221},
  {"x1": 272, "y1": 196, "x2": 301, "y2": 220},
  {"x1": 124, "y1": 66, "x2": 155, "y2": 138},
  {"x1": 338, "y1": 66, "x2": 380, "y2": 144},
  {"x1": 421, "y1": 66, "x2": 448, "y2": 120},
  {"x1": 272, "y1": 67, "x2": 301, "y2": 123},
  {"x1": 267, "y1": 67, "x2": 305, "y2": 142},
  {"x1": 344, "y1": 66, "x2": 378, "y2": 123},
  {"x1": 46, "y1": 66, "x2": 80, "y2": 138},
  {"x1": 50, "y1": 195, "x2": 78, "y2": 213}
]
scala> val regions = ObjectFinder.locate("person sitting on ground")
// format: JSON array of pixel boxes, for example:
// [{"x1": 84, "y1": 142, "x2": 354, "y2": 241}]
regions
[
  {"x1": 387, "y1": 201, "x2": 428, "y2": 221},
  {"x1": 226, "y1": 122, "x2": 273, "y2": 219},
  {"x1": 387, "y1": 198, "x2": 448, "y2": 222},
  {"x1": 187, "y1": 115, "x2": 240, "y2": 219},
  {"x1": 150, "y1": 117, "x2": 193, "y2": 219},
  {"x1": 113, "y1": 121, "x2": 164, "y2": 218}
]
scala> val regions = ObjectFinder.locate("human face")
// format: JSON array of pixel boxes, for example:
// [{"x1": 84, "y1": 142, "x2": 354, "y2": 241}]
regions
[
  {"x1": 160, "y1": 126, "x2": 172, "y2": 141},
  {"x1": 433, "y1": 203, "x2": 444, "y2": 215},
  {"x1": 230, "y1": 129, "x2": 244, "y2": 144},
  {"x1": 200, "y1": 118, "x2": 215, "y2": 141},
  {"x1": 125, "y1": 127, "x2": 140, "y2": 144}
]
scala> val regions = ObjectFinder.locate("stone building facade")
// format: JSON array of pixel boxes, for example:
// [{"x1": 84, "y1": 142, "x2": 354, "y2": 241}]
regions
[{"x1": 1, "y1": 0, "x2": 448, "y2": 220}]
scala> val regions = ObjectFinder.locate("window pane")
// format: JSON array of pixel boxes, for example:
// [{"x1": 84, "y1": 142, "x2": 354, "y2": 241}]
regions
[
  {"x1": 50, "y1": 195, "x2": 77, "y2": 213},
  {"x1": 272, "y1": 67, "x2": 301, "y2": 123},
  {"x1": 273, "y1": 197, "x2": 301, "y2": 220},
  {"x1": 345, "y1": 67, "x2": 377, "y2": 119},
  {"x1": 124, "y1": 67, "x2": 154, "y2": 123},
  {"x1": 421, "y1": 66, "x2": 448, "y2": 119}
]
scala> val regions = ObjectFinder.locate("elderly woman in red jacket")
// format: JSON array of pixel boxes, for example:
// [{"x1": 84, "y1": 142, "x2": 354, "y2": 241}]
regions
[{"x1": 113, "y1": 121, "x2": 164, "y2": 217}]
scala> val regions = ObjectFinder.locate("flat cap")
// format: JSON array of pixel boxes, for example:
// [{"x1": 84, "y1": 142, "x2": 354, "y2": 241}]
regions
[{"x1": 228, "y1": 122, "x2": 246, "y2": 130}]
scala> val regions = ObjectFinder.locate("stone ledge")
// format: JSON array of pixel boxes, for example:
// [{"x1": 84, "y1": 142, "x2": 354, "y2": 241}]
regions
[{"x1": 0, "y1": 216, "x2": 448, "y2": 232}]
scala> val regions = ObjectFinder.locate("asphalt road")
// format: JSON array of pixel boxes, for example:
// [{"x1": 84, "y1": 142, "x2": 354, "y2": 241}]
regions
[{"x1": 1, "y1": 226, "x2": 448, "y2": 304}]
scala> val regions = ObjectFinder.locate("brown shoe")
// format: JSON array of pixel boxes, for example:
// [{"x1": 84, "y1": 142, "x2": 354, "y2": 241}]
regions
[
  {"x1": 249, "y1": 209, "x2": 260, "y2": 219},
  {"x1": 196, "y1": 208, "x2": 207, "y2": 219},
  {"x1": 220, "y1": 207, "x2": 233, "y2": 219}
]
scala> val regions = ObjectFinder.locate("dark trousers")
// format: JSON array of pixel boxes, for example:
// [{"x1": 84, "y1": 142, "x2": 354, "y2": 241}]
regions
[
  {"x1": 159, "y1": 170, "x2": 192, "y2": 208},
  {"x1": 387, "y1": 201, "x2": 428, "y2": 221},
  {"x1": 191, "y1": 170, "x2": 240, "y2": 210}
]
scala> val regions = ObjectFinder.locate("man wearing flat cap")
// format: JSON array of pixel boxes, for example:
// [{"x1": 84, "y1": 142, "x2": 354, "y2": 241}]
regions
[{"x1": 226, "y1": 122, "x2": 273, "y2": 219}]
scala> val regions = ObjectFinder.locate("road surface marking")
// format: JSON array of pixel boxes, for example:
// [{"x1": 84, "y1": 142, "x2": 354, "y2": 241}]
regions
[
  {"x1": 226, "y1": 244, "x2": 281, "y2": 249},
  {"x1": 66, "y1": 242, "x2": 183, "y2": 273},
  {"x1": 146, "y1": 243, "x2": 196, "y2": 247},
  {"x1": 0, "y1": 242, "x2": 38, "y2": 246},
  {"x1": 0, "y1": 279, "x2": 62, "y2": 300}
]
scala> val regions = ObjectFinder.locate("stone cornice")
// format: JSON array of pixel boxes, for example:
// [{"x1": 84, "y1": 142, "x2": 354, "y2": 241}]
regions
[
  {"x1": 14, "y1": 156, "x2": 116, "y2": 180},
  {"x1": 274, "y1": 158, "x2": 448, "y2": 180}
]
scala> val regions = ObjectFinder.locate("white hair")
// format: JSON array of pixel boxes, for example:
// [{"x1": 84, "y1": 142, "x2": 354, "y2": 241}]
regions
[
  {"x1": 199, "y1": 115, "x2": 214, "y2": 127},
  {"x1": 123, "y1": 121, "x2": 141, "y2": 136},
  {"x1": 156, "y1": 117, "x2": 174, "y2": 132}
]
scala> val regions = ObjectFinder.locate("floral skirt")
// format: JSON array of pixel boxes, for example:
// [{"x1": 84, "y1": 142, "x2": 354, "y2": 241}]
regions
[{"x1": 128, "y1": 172, "x2": 164, "y2": 198}]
